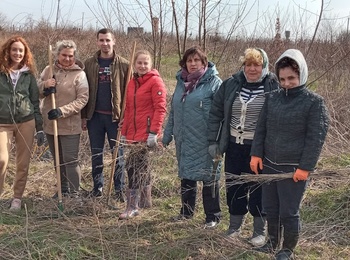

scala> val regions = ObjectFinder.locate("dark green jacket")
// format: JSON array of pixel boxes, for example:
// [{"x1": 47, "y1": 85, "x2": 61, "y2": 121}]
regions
[
  {"x1": 251, "y1": 85, "x2": 329, "y2": 171},
  {"x1": 82, "y1": 50, "x2": 130, "y2": 121},
  {"x1": 0, "y1": 71, "x2": 43, "y2": 131},
  {"x1": 207, "y1": 71, "x2": 279, "y2": 154}
]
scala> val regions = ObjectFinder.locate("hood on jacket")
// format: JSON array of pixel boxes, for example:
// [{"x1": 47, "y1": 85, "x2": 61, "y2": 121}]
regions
[
  {"x1": 54, "y1": 59, "x2": 85, "y2": 71},
  {"x1": 275, "y1": 49, "x2": 308, "y2": 86}
]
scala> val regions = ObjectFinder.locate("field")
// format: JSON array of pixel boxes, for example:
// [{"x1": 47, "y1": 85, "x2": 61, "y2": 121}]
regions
[{"x1": 1, "y1": 27, "x2": 350, "y2": 259}]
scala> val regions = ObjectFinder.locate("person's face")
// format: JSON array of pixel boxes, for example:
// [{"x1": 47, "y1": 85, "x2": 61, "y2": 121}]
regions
[
  {"x1": 97, "y1": 33, "x2": 115, "y2": 55},
  {"x1": 58, "y1": 48, "x2": 75, "y2": 67},
  {"x1": 278, "y1": 67, "x2": 300, "y2": 89},
  {"x1": 244, "y1": 62, "x2": 263, "y2": 82},
  {"x1": 10, "y1": 41, "x2": 25, "y2": 68},
  {"x1": 134, "y1": 54, "x2": 152, "y2": 76},
  {"x1": 186, "y1": 54, "x2": 204, "y2": 73}
]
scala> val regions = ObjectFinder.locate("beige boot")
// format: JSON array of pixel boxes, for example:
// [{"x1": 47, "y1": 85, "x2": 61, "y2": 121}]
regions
[
  {"x1": 119, "y1": 189, "x2": 140, "y2": 219},
  {"x1": 139, "y1": 185, "x2": 152, "y2": 208}
]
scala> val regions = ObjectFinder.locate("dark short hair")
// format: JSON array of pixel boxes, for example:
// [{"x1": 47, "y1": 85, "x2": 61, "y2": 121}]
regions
[
  {"x1": 96, "y1": 28, "x2": 114, "y2": 39},
  {"x1": 179, "y1": 46, "x2": 208, "y2": 68},
  {"x1": 275, "y1": 57, "x2": 300, "y2": 78}
]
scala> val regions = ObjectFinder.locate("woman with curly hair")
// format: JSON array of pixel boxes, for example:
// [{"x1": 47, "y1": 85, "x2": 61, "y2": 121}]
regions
[{"x1": 0, "y1": 36, "x2": 44, "y2": 210}]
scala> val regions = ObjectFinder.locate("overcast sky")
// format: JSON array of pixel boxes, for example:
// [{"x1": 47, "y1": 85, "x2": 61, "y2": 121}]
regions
[{"x1": 0, "y1": 0, "x2": 349, "y2": 37}]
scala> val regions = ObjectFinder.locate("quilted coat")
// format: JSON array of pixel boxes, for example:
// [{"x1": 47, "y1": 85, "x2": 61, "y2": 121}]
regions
[{"x1": 163, "y1": 62, "x2": 222, "y2": 181}]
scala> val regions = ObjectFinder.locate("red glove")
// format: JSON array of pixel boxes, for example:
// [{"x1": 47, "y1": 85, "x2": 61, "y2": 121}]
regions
[
  {"x1": 250, "y1": 156, "x2": 263, "y2": 174},
  {"x1": 293, "y1": 169, "x2": 309, "y2": 182}
]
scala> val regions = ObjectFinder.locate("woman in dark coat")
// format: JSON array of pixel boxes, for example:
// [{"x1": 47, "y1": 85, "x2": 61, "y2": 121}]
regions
[
  {"x1": 250, "y1": 49, "x2": 329, "y2": 259},
  {"x1": 207, "y1": 48, "x2": 279, "y2": 245}
]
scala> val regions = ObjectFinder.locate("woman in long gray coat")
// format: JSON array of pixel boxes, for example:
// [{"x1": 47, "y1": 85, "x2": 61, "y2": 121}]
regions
[{"x1": 162, "y1": 46, "x2": 222, "y2": 228}]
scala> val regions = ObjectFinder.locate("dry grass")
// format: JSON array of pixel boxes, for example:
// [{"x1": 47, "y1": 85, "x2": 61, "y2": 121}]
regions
[
  {"x1": 1, "y1": 26, "x2": 350, "y2": 259},
  {"x1": 1, "y1": 138, "x2": 350, "y2": 259}
]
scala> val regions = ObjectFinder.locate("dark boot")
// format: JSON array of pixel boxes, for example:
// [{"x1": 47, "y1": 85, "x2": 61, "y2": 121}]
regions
[
  {"x1": 119, "y1": 189, "x2": 139, "y2": 219},
  {"x1": 275, "y1": 231, "x2": 299, "y2": 260},
  {"x1": 139, "y1": 185, "x2": 152, "y2": 208},
  {"x1": 255, "y1": 218, "x2": 281, "y2": 253}
]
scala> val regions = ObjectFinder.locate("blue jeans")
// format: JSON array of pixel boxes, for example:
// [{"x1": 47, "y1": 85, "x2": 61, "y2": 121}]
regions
[{"x1": 87, "y1": 112, "x2": 125, "y2": 192}]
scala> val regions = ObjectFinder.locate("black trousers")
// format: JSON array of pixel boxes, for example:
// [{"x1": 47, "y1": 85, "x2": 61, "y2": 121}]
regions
[
  {"x1": 225, "y1": 141, "x2": 264, "y2": 217},
  {"x1": 262, "y1": 159, "x2": 307, "y2": 234},
  {"x1": 180, "y1": 178, "x2": 221, "y2": 222}
]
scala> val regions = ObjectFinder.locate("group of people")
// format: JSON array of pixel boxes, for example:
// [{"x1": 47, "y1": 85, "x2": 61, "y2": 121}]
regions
[
  {"x1": 0, "y1": 29, "x2": 167, "y2": 221},
  {"x1": 163, "y1": 46, "x2": 328, "y2": 260},
  {"x1": 0, "y1": 28, "x2": 329, "y2": 259}
]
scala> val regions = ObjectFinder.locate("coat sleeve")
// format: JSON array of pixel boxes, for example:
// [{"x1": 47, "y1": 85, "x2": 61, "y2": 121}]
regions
[
  {"x1": 250, "y1": 96, "x2": 269, "y2": 158},
  {"x1": 207, "y1": 79, "x2": 226, "y2": 143},
  {"x1": 29, "y1": 74, "x2": 43, "y2": 131},
  {"x1": 37, "y1": 66, "x2": 50, "y2": 99},
  {"x1": 298, "y1": 97, "x2": 329, "y2": 171},
  {"x1": 150, "y1": 78, "x2": 167, "y2": 134},
  {"x1": 58, "y1": 72, "x2": 89, "y2": 117},
  {"x1": 121, "y1": 81, "x2": 133, "y2": 137},
  {"x1": 81, "y1": 60, "x2": 90, "y2": 119},
  {"x1": 162, "y1": 91, "x2": 175, "y2": 145}
]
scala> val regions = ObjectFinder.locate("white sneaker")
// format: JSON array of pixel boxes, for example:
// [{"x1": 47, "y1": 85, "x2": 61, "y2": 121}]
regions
[
  {"x1": 226, "y1": 228, "x2": 240, "y2": 238},
  {"x1": 10, "y1": 198, "x2": 21, "y2": 211},
  {"x1": 250, "y1": 235, "x2": 266, "y2": 247},
  {"x1": 204, "y1": 221, "x2": 218, "y2": 229},
  {"x1": 119, "y1": 209, "x2": 139, "y2": 219}
]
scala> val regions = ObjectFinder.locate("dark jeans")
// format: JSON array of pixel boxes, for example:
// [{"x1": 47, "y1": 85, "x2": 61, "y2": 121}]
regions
[
  {"x1": 87, "y1": 112, "x2": 125, "y2": 192},
  {"x1": 46, "y1": 134, "x2": 81, "y2": 193},
  {"x1": 126, "y1": 146, "x2": 151, "y2": 189},
  {"x1": 262, "y1": 160, "x2": 308, "y2": 234},
  {"x1": 180, "y1": 178, "x2": 221, "y2": 222},
  {"x1": 225, "y1": 141, "x2": 264, "y2": 217}
]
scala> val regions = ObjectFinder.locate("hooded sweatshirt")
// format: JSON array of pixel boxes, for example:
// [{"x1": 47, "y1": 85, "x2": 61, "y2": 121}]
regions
[{"x1": 251, "y1": 49, "x2": 329, "y2": 171}]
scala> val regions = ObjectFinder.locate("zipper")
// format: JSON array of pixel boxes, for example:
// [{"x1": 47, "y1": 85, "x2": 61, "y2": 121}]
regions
[
  {"x1": 132, "y1": 81, "x2": 137, "y2": 140},
  {"x1": 109, "y1": 63, "x2": 114, "y2": 117},
  {"x1": 147, "y1": 117, "x2": 151, "y2": 133}
]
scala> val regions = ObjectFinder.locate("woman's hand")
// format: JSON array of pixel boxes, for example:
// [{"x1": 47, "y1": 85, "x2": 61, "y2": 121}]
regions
[
  {"x1": 250, "y1": 156, "x2": 263, "y2": 174},
  {"x1": 293, "y1": 169, "x2": 309, "y2": 182}
]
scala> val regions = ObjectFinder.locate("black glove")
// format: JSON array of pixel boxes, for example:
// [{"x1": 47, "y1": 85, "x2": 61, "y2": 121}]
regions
[
  {"x1": 48, "y1": 108, "x2": 62, "y2": 120},
  {"x1": 43, "y1": 87, "x2": 57, "y2": 97},
  {"x1": 36, "y1": 131, "x2": 45, "y2": 146}
]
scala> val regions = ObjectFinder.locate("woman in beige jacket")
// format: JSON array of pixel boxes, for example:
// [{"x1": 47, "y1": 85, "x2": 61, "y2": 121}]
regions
[{"x1": 38, "y1": 40, "x2": 89, "y2": 198}]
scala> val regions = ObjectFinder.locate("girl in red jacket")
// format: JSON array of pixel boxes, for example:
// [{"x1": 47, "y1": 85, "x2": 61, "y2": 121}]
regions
[{"x1": 119, "y1": 50, "x2": 166, "y2": 219}]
